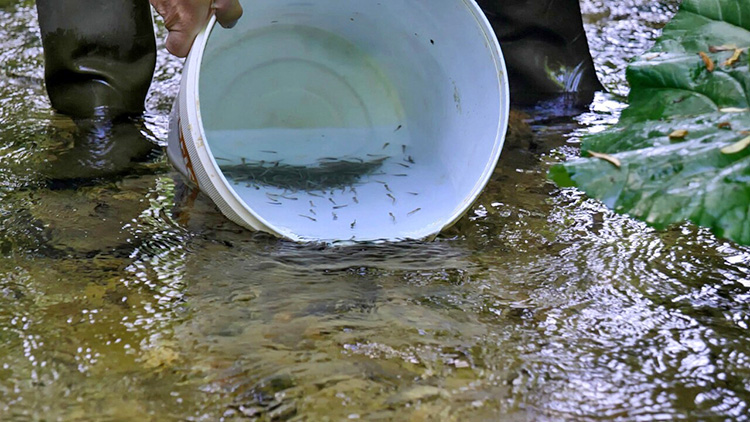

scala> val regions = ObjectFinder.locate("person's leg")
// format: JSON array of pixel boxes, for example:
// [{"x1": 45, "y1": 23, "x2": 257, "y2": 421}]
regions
[
  {"x1": 477, "y1": 0, "x2": 602, "y2": 106},
  {"x1": 36, "y1": 0, "x2": 157, "y2": 117}
]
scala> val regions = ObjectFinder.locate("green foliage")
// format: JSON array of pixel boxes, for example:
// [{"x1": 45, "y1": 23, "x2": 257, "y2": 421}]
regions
[{"x1": 549, "y1": 0, "x2": 750, "y2": 244}]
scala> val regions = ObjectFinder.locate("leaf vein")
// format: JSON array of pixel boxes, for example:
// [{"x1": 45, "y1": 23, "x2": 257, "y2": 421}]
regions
[
  {"x1": 715, "y1": 0, "x2": 724, "y2": 21},
  {"x1": 635, "y1": 86, "x2": 721, "y2": 110},
  {"x1": 682, "y1": 8, "x2": 750, "y2": 33}
]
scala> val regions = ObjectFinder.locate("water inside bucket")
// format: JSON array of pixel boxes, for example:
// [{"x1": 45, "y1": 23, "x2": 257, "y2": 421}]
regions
[{"x1": 195, "y1": 1, "x2": 506, "y2": 241}]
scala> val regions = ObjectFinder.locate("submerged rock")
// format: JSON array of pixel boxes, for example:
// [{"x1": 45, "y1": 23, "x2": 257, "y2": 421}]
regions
[
  {"x1": 386, "y1": 385, "x2": 448, "y2": 406},
  {"x1": 504, "y1": 110, "x2": 534, "y2": 150}
]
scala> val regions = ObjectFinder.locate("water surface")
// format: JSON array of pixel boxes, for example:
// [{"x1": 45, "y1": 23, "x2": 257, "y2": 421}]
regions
[{"x1": 1, "y1": 1, "x2": 749, "y2": 421}]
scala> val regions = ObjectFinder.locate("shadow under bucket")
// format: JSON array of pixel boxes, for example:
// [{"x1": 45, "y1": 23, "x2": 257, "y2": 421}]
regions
[{"x1": 168, "y1": 0, "x2": 509, "y2": 242}]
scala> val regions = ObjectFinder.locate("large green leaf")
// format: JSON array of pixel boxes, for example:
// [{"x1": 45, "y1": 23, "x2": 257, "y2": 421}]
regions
[{"x1": 549, "y1": 0, "x2": 750, "y2": 244}]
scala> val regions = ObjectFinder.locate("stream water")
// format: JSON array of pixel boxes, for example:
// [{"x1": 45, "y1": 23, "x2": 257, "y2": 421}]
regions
[{"x1": 1, "y1": 0, "x2": 749, "y2": 421}]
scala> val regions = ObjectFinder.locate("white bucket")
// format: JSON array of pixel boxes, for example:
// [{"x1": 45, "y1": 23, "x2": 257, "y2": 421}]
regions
[{"x1": 168, "y1": 0, "x2": 509, "y2": 243}]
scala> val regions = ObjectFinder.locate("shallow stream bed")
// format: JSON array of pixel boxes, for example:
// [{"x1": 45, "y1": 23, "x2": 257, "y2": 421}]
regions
[{"x1": 1, "y1": 1, "x2": 749, "y2": 421}]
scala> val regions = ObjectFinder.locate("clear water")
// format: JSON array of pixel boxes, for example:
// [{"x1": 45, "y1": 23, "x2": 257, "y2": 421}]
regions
[
  {"x1": 2, "y1": 0, "x2": 750, "y2": 421},
  {"x1": 198, "y1": 23, "x2": 442, "y2": 242},
  {"x1": 197, "y1": 9, "x2": 504, "y2": 242}
]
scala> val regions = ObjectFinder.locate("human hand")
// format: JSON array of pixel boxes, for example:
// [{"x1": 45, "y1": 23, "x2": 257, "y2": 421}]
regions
[{"x1": 150, "y1": 0, "x2": 243, "y2": 57}]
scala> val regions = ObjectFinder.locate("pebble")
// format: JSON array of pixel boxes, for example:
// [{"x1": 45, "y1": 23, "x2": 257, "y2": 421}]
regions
[{"x1": 386, "y1": 386, "x2": 447, "y2": 405}]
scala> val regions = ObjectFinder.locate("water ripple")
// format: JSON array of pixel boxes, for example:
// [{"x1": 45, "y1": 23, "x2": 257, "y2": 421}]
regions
[{"x1": 0, "y1": 0, "x2": 749, "y2": 421}]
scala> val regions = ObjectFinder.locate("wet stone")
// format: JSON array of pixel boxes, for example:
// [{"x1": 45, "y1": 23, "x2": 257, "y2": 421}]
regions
[
  {"x1": 238, "y1": 405, "x2": 262, "y2": 418},
  {"x1": 386, "y1": 386, "x2": 448, "y2": 406},
  {"x1": 236, "y1": 373, "x2": 297, "y2": 407},
  {"x1": 231, "y1": 292, "x2": 258, "y2": 302},
  {"x1": 268, "y1": 402, "x2": 297, "y2": 420}
]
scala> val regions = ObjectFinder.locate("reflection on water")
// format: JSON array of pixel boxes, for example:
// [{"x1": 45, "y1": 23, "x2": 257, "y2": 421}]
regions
[
  {"x1": 1, "y1": 0, "x2": 750, "y2": 421},
  {"x1": 581, "y1": 0, "x2": 681, "y2": 97}
]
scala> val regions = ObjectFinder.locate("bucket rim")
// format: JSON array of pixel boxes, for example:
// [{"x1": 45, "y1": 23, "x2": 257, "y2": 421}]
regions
[
  {"x1": 186, "y1": 15, "x2": 304, "y2": 239},
  {"x1": 179, "y1": 0, "x2": 510, "y2": 242},
  {"x1": 440, "y1": 0, "x2": 510, "y2": 232}
]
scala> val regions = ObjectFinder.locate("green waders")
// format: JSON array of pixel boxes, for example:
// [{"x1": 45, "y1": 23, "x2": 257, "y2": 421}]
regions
[
  {"x1": 477, "y1": 0, "x2": 602, "y2": 105},
  {"x1": 36, "y1": 0, "x2": 156, "y2": 117},
  {"x1": 34, "y1": 0, "x2": 159, "y2": 182},
  {"x1": 36, "y1": 0, "x2": 601, "y2": 117}
]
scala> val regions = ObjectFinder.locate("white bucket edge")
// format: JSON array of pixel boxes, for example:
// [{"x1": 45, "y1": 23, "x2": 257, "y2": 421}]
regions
[{"x1": 168, "y1": 1, "x2": 510, "y2": 243}]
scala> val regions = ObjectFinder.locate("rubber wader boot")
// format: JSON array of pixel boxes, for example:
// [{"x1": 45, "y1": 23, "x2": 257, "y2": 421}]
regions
[
  {"x1": 36, "y1": 0, "x2": 156, "y2": 117},
  {"x1": 477, "y1": 0, "x2": 603, "y2": 107}
]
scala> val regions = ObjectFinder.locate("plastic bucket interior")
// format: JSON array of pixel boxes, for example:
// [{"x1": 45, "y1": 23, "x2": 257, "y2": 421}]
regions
[{"x1": 168, "y1": 0, "x2": 509, "y2": 243}]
